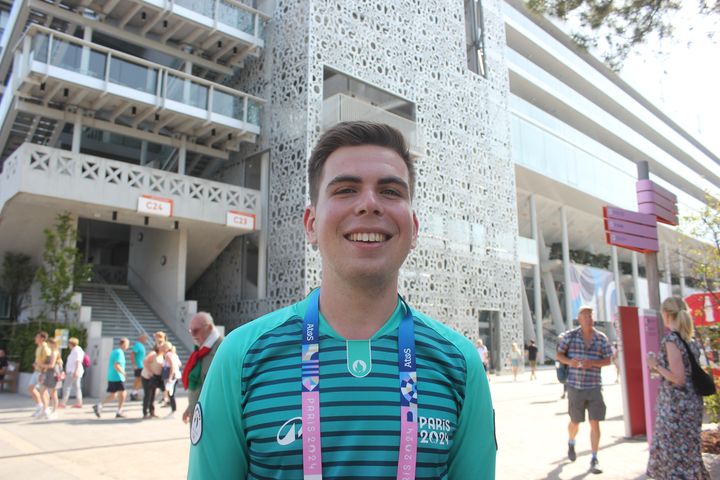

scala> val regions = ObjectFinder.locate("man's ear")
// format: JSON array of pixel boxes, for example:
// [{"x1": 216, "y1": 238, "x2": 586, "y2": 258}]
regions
[
  {"x1": 410, "y1": 211, "x2": 419, "y2": 249},
  {"x1": 303, "y1": 205, "x2": 318, "y2": 245}
]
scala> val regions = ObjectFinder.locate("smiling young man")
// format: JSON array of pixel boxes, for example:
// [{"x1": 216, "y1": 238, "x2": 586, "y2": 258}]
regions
[{"x1": 188, "y1": 121, "x2": 496, "y2": 479}]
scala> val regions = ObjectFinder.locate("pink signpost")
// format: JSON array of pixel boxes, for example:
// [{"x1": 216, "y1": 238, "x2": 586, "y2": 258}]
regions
[
  {"x1": 638, "y1": 309, "x2": 662, "y2": 444},
  {"x1": 602, "y1": 163, "x2": 678, "y2": 441}
]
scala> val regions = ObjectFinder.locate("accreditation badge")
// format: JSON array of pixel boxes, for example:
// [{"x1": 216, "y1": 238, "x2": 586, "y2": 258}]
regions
[{"x1": 191, "y1": 402, "x2": 203, "y2": 445}]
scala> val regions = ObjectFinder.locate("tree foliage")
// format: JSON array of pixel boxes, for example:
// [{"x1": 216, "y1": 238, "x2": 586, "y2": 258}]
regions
[
  {"x1": 36, "y1": 212, "x2": 92, "y2": 322},
  {"x1": 0, "y1": 253, "x2": 36, "y2": 321},
  {"x1": 681, "y1": 193, "x2": 720, "y2": 422},
  {"x1": 526, "y1": 0, "x2": 719, "y2": 69}
]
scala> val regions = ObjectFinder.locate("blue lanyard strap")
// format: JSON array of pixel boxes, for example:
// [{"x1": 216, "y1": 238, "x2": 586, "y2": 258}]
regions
[{"x1": 301, "y1": 289, "x2": 417, "y2": 480}]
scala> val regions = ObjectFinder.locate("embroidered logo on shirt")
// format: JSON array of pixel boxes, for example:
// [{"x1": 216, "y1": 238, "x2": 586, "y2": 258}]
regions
[{"x1": 277, "y1": 416, "x2": 303, "y2": 445}]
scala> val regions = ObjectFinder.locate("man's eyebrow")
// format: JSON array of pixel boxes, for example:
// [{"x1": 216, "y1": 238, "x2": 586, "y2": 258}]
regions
[
  {"x1": 377, "y1": 176, "x2": 409, "y2": 191},
  {"x1": 326, "y1": 175, "x2": 362, "y2": 191}
]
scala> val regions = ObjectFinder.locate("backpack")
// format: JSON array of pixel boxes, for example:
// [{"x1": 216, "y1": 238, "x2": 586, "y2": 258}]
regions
[{"x1": 82, "y1": 352, "x2": 91, "y2": 369}]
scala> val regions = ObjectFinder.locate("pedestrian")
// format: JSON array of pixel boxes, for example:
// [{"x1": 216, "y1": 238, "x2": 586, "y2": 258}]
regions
[
  {"x1": 526, "y1": 339, "x2": 538, "y2": 380},
  {"x1": 188, "y1": 121, "x2": 497, "y2": 478},
  {"x1": 646, "y1": 297, "x2": 710, "y2": 479},
  {"x1": 476, "y1": 338, "x2": 490, "y2": 378},
  {"x1": 181, "y1": 312, "x2": 222, "y2": 425},
  {"x1": 556, "y1": 305, "x2": 613, "y2": 474},
  {"x1": 160, "y1": 341, "x2": 181, "y2": 419},
  {"x1": 93, "y1": 337, "x2": 129, "y2": 419},
  {"x1": 39, "y1": 337, "x2": 62, "y2": 419},
  {"x1": 28, "y1": 331, "x2": 50, "y2": 417},
  {"x1": 141, "y1": 344, "x2": 164, "y2": 419},
  {"x1": 510, "y1": 342, "x2": 522, "y2": 381},
  {"x1": 130, "y1": 333, "x2": 147, "y2": 401},
  {"x1": 59, "y1": 337, "x2": 85, "y2": 409}
]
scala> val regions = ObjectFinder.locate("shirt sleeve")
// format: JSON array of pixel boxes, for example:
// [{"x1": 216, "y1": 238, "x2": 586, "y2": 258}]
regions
[
  {"x1": 447, "y1": 340, "x2": 496, "y2": 479},
  {"x1": 187, "y1": 334, "x2": 249, "y2": 479},
  {"x1": 557, "y1": 334, "x2": 570, "y2": 355}
]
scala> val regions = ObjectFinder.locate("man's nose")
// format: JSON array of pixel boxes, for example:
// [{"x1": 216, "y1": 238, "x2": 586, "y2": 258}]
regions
[{"x1": 355, "y1": 190, "x2": 383, "y2": 215}]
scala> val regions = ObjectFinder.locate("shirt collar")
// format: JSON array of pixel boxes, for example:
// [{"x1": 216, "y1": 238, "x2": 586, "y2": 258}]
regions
[{"x1": 202, "y1": 328, "x2": 219, "y2": 349}]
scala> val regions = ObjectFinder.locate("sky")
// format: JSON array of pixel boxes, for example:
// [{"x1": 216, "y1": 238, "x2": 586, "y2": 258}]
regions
[{"x1": 618, "y1": 6, "x2": 720, "y2": 156}]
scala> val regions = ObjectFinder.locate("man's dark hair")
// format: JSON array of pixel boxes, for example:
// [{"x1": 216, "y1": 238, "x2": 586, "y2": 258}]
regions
[
  {"x1": 308, "y1": 121, "x2": 415, "y2": 205},
  {"x1": 36, "y1": 331, "x2": 48, "y2": 340}
]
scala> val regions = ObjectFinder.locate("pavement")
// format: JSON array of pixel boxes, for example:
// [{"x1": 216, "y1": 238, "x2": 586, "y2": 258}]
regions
[{"x1": 0, "y1": 368, "x2": 718, "y2": 479}]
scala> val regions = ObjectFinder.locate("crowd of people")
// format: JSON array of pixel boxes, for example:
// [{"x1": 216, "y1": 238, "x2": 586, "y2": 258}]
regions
[{"x1": 21, "y1": 310, "x2": 223, "y2": 423}]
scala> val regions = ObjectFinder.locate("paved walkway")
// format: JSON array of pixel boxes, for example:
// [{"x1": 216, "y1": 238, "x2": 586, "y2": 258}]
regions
[{"x1": 0, "y1": 368, "x2": 717, "y2": 479}]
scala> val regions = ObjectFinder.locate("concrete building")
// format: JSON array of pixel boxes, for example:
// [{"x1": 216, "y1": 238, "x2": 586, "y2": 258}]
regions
[{"x1": 0, "y1": 0, "x2": 717, "y2": 372}]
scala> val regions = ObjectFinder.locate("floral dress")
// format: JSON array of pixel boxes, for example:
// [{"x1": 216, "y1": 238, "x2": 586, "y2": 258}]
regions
[{"x1": 646, "y1": 332, "x2": 709, "y2": 479}]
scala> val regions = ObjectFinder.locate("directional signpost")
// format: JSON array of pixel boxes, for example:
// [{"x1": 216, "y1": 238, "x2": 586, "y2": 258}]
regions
[{"x1": 602, "y1": 161, "x2": 679, "y2": 441}]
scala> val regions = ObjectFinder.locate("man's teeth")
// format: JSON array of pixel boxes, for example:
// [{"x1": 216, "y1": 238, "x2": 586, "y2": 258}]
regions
[{"x1": 348, "y1": 232, "x2": 387, "y2": 242}]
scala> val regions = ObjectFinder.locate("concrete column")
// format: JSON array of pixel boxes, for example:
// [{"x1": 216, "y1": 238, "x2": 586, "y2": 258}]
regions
[
  {"x1": 632, "y1": 252, "x2": 641, "y2": 307},
  {"x1": 257, "y1": 152, "x2": 270, "y2": 298},
  {"x1": 140, "y1": 141, "x2": 148, "y2": 166},
  {"x1": 71, "y1": 112, "x2": 82, "y2": 153},
  {"x1": 561, "y1": 206, "x2": 573, "y2": 330},
  {"x1": 529, "y1": 194, "x2": 544, "y2": 361},
  {"x1": 609, "y1": 246, "x2": 620, "y2": 342},
  {"x1": 678, "y1": 249, "x2": 686, "y2": 297},
  {"x1": 183, "y1": 61, "x2": 192, "y2": 104},
  {"x1": 80, "y1": 26, "x2": 92, "y2": 74},
  {"x1": 178, "y1": 136, "x2": 187, "y2": 175},
  {"x1": 664, "y1": 245, "x2": 672, "y2": 291}
]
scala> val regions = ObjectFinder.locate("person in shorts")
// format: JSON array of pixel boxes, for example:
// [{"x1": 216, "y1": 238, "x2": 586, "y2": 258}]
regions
[
  {"x1": 93, "y1": 337, "x2": 129, "y2": 419},
  {"x1": 130, "y1": 334, "x2": 147, "y2": 401},
  {"x1": 557, "y1": 305, "x2": 613, "y2": 474}
]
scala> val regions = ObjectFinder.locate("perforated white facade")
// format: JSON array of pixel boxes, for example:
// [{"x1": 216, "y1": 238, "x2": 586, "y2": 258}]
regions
[{"x1": 188, "y1": 0, "x2": 524, "y2": 367}]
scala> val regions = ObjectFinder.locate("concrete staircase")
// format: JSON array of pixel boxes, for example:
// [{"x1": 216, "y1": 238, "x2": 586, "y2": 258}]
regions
[{"x1": 77, "y1": 284, "x2": 191, "y2": 384}]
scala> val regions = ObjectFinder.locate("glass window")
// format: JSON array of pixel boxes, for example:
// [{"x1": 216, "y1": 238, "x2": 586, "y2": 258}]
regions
[
  {"x1": 167, "y1": 74, "x2": 208, "y2": 109},
  {"x1": 464, "y1": 0, "x2": 487, "y2": 77},
  {"x1": 212, "y1": 89, "x2": 243, "y2": 119},
  {"x1": 109, "y1": 56, "x2": 157, "y2": 94}
]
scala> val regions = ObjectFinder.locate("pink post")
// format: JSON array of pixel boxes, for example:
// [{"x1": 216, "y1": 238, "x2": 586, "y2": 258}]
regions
[{"x1": 638, "y1": 309, "x2": 662, "y2": 444}]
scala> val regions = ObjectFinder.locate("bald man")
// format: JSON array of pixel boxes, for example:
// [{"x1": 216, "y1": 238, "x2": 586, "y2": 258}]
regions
[{"x1": 182, "y1": 312, "x2": 223, "y2": 424}]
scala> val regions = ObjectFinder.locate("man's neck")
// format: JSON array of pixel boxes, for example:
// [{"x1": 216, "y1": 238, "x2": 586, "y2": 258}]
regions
[{"x1": 318, "y1": 277, "x2": 399, "y2": 340}]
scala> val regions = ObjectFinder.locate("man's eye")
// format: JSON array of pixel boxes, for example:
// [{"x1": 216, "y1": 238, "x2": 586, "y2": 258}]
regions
[
  {"x1": 382, "y1": 189, "x2": 401, "y2": 196},
  {"x1": 335, "y1": 187, "x2": 355, "y2": 194}
]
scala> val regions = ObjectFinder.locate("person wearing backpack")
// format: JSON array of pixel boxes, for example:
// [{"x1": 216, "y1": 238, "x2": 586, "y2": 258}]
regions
[
  {"x1": 59, "y1": 337, "x2": 85, "y2": 409},
  {"x1": 646, "y1": 297, "x2": 710, "y2": 480}
]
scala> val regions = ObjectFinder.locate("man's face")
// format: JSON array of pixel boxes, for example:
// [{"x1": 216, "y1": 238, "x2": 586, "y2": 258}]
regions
[
  {"x1": 578, "y1": 309, "x2": 594, "y2": 328},
  {"x1": 189, "y1": 318, "x2": 211, "y2": 346},
  {"x1": 304, "y1": 145, "x2": 419, "y2": 286},
  {"x1": 34, "y1": 335, "x2": 43, "y2": 345}
]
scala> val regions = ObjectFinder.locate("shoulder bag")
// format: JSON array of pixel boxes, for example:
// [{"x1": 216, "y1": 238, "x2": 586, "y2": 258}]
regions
[{"x1": 673, "y1": 332, "x2": 717, "y2": 397}]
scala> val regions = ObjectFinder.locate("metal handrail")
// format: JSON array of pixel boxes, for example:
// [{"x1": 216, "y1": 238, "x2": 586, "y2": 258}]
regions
[{"x1": 92, "y1": 270, "x2": 150, "y2": 340}]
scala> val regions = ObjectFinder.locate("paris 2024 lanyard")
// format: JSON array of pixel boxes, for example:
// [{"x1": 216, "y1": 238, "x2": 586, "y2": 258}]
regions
[{"x1": 301, "y1": 288, "x2": 418, "y2": 480}]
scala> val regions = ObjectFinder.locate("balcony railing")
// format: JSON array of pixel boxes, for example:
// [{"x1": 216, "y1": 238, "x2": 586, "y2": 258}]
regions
[
  {"x1": 0, "y1": 143, "x2": 261, "y2": 227},
  {"x1": 174, "y1": 0, "x2": 265, "y2": 38},
  {"x1": 21, "y1": 26, "x2": 262, "y2": 127}
]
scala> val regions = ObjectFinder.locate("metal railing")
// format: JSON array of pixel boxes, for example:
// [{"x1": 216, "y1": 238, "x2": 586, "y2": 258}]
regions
[
  {"x1": 92, "y1": 270, "x2": 150, "y2": 340},
  {"x1": 22, "y1": 25, "x2": 263, "y2": 126},
  {"x1": 174, "y1": 0, "x2": 267, "y2": 38}
]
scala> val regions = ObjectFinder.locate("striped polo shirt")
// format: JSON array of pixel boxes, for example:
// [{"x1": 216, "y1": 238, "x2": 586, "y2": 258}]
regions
[
  {"x1": 188, "y1": 293, "x2": 496, "y2": 479},
  {"x1": 557, "y1": 327, "x2": 613, "y2": 390}
]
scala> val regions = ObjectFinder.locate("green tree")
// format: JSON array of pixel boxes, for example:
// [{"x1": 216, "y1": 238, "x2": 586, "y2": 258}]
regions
[
  {"x1": 681, "y1": 193, "x2": 720, "y2": 425},
  {"x1": 0, "y1": 252, "x2": 36, "y2": 321},
  {"x1": 36, "y1": 212, "x2": 92, "y2": 323},
  {"x1": 526, "y1": 0, "x2": 719, "y2": 69}
]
